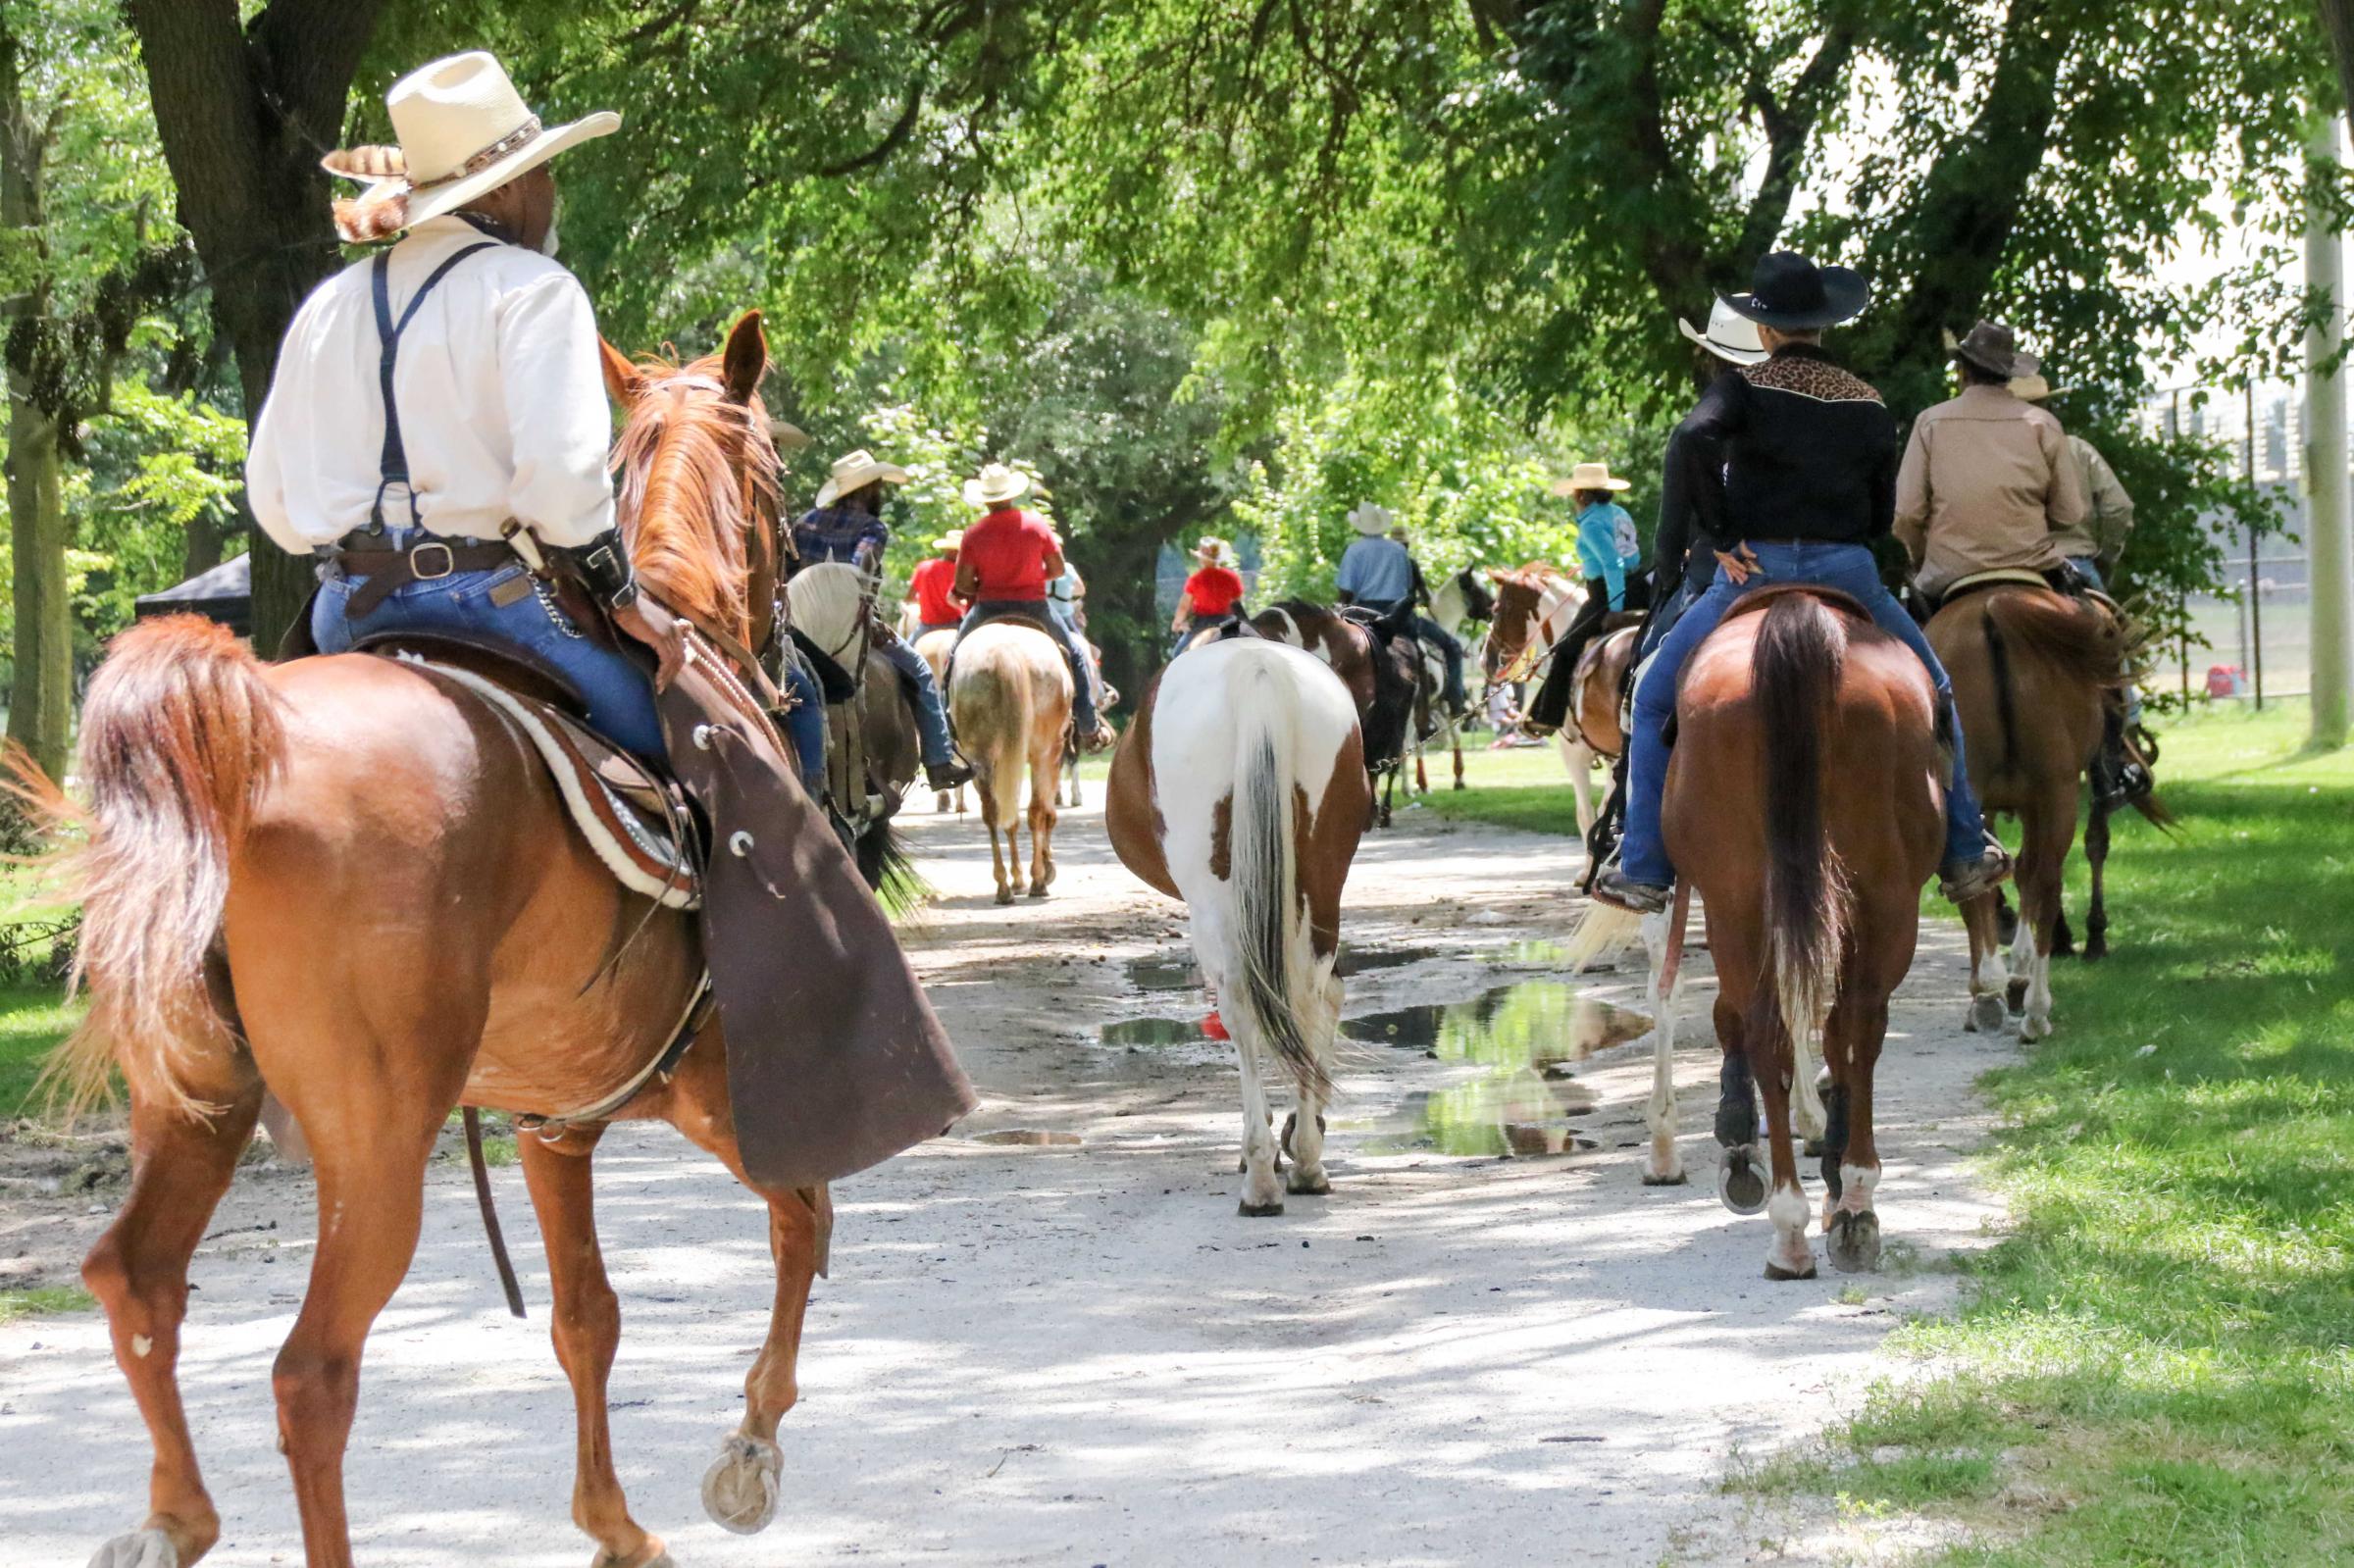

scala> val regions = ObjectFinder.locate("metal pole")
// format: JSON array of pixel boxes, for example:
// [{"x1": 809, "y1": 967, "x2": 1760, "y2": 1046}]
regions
[
  {"x1": 2306, "y1": 112, "x2": 2354, "y2": 746},
  {"x1": 2249, "y1": 379, "x2": 2264, "y2": 708}
]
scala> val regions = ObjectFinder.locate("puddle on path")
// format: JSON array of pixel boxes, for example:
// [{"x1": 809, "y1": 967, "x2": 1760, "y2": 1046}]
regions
[{"x1": 1120, "y1": 942, "x2": 1444, "y2": 994}]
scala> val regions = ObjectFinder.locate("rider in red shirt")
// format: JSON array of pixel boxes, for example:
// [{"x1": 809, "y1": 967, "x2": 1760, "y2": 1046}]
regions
[
  {"x1": 906, "y1": 531, "x2": 967, "y2": 631},
  {"x1": 953, "y1": 463, "x2": 1113, "y2": 748},
  {"x1": 1170, "y1": 536, "x2": 1246, "y2": 654}
]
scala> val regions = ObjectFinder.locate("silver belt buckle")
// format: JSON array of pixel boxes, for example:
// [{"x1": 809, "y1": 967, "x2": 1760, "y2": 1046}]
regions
[{"x1": 410, "y1": 540, "x2": 455, "y2": 580}]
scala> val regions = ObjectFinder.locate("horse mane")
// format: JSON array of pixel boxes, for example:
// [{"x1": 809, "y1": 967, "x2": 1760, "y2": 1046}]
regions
[{"x1": 609, "y1": 349, "x2": 780, "y2": 645}]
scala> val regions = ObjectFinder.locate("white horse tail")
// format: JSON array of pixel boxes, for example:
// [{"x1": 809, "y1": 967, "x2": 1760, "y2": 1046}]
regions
[{"x1": 1224, "y1": 662, "x2": 1326, "y2": 1095}]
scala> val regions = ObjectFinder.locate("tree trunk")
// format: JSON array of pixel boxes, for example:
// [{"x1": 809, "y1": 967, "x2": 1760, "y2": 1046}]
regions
[
  {"x1": 2321, "y1": 0, "x2": 2354, "y2": 125},
  {"x1": 4, "y1": 399, "x2": 71, "y2": 781},
  {"x1": 125, "y1": 0, "x2": 385, "y2": 655},
  {"x1": 2306, "y1": 114, "x2": 2354, "y2": 749}
]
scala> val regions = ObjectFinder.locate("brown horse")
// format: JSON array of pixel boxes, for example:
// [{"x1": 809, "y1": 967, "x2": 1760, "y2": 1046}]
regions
[
  {"x1": 947, "y1": 621, "x2": 1072, "y2": 903},
  {"x1": 42, "y1": 316, "x2": 850, "y2": 1568},
  {"x1": 1930, "y1": 585, "x2": 2158, "y2": 1040},
  {"x1": 1106, "y1": 635, "x2": 1369, "y2": 1212},
  {"x1": 1627, "y1": 588, "x2": 1943, "y2": 1279},
  {"x1": 1253, "y1": 599, "x2": 1417, "y2": 825}
]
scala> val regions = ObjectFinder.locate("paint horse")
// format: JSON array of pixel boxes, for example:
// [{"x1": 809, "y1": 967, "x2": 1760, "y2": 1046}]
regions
[
  {"x1": 1483, "y1": 564, "x2": 1613, "y2": 828},
  {"x1": 1409, "y1": 567, "x2": 1496, "y2": 794},
  {"x1": 1930, "y1": 581, "x2": 2164, "y2": 1040},
  {"x1": 1253, "y1": 598, "x2": 1419, "y2": 826},
  {"x1": 1609, "y1": 588, "x2": 1942, "y2": 1279},
  {"x1": 947, "y1": 619, "x2": 1074, "y2": 903},
  {"x1": 1107, "y1": 634, "x2": 1369, "y2": 1212},
  {"x1": 35, "y1": 316, "x2": 887, "y2": 1568}
]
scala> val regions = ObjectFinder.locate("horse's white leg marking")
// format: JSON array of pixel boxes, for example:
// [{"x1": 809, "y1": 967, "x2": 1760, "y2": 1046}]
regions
[
  {"x1": 1234, "y1": 1025, "x2": 1284, "y2": 1214},
  {"x1": 1639, "y1": 911, "x2": 1684, "y2": 1184},
  {"x1": 1969, "y1": 919, "x2": 2011, "y2": 1033},
  {"x1": 1766, "y1": 1180, "x2": 1815, "y2": 1278},
  {"x1": 1836, "y1": 1162, "x2": 1879, "y2": 1218},
  {"x1": 1560, "y1": 735, "x2": 1596, "y2": 838},
  {"x1": 1284, "y1": 959, "x2": 1341, "y2": 1194},
  {"x1": 2012, "y1": 910, "x2": 2052, "y2": 1040}
]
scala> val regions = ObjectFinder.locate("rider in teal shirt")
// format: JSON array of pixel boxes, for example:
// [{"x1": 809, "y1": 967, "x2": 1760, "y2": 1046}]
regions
[{"x1": 1574, "y1": 495, "x2": 1640, "y2": 612}]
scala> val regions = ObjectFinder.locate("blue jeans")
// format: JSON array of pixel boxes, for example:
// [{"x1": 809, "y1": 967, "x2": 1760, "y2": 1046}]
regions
[
  {"x1": 314, "y1": 556, "x2": 668, "y2": 759},
  {"x1": 876, "y1": 629, "x2": 955, "y2": 767},
  {"x1": 1620, "y1": 539, "x2": 1987, "y2": 885},
  {"x1": 1414, "y1": 616, "x2": 1468, "y2": 708},
  {"x1": 958, "y1": 600, "x2": 1100, "y2": 731}
]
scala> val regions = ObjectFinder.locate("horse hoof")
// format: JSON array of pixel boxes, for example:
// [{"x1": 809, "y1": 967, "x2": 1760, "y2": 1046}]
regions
[
  {"x1": 1827, "y1": 1210, "x2": 1882, "y2": 1274},
  {"x1": 1026, "y1": 885, "x2": 1049, "y2": 899},
  {"x1": 1238, "y1": 1197, "x2": 1285, "y2": 1217},
  {"x1": 1716, "y1": 1147, "x2": 1768, "y2": 1216},
  {"x1": 591, "y1": 1544, "x2": 675, "y2": 1568},
  {"x1": 1969, "y1": 993, "x2": 2007, "y2": 1036},
  {"x1": 994, "y1": 888, "x2": 1015, "y2": 906},
  {"x1": 1764, "y1": 1257, "x2": 1818, "y2": 1282},
  {"x1": 2020, "y1": 1015, "x2": 2053, "y2": 1043},
  {"x1": 1286, "y1": 1168, "x2": 1331, "y2": 1195},
  {"x1": 701, "y1": 1433, "x2": 782, "y2": 1535},
  {"x1": 2083, "y1": 937, "x2": 2108, "y2": 963},
  {"x1": 87, "y1": 1531, "x2": 179, "y2": 1568},
  {"x1": 1641, "y1": 1168, "x2": 1688, "y2": 1187},
  {"x1": 1802, "y1": 1136, "x2": 1826, "y2": 1159}
]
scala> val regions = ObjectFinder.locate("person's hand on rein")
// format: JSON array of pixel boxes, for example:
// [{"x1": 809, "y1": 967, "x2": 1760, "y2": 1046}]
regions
[
  {"x1": 1714, "y1": 543, "x2": 1764, "y2": 586},
  {"x1": 613, "y1": 595, "x2": 690, "y2": 691}
]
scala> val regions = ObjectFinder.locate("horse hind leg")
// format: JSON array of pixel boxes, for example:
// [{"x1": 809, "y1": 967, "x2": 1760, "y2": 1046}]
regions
[
  {"x1": 1961, "y1": 892, "x2": 2011, "y2": 1036},
  {"x1": 1711, "y1": 997, "x2": 1767, "y2": 1216},
  {"x1": 1025, "y1": 752, "x2": 1058, "y2": 896},
  {"x1": 1282, "y1": 965, "x2": 1343, "y2": 1196},
  {"x1": 2082, "y1": 800, "x2": 2113, "y2": 961},
  {"x1": 516, "y1": 1131, "x2": 674, "y2": 1568},
  {"x1": 1639, "y1": 910, "x2": 1686, "y2": 1186},
  {"x1": 1822, "y1": 996, "x2": 1889, "y2": 1275},
  {"x1": 81, "y1": 1077, "x2": 263, "y2": 1568}
]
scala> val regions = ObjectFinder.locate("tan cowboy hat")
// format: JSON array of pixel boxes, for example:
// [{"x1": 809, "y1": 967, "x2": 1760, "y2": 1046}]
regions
[
  {"x1": 768, "y1": 418, "x2": 811, "y2": 451},
  {"x1": 2008, "y1": 373, "x2": 2072, "y2": 401},
  {"x1": 930, "y1": 530, "x2": 964, "y2": 553},
  {"x1": 1347, "y1": 502, "x2": 1395, "y2": 536},
  {"x1": 323, "y1": 53, "x2": 619, "y2": 244},
  {"x1": 814, "y1": 448, "x2": 909, "y2": 508},
  {"x1": 1677, "y1": 298, "x2": 1769, "y2": 366},
  {"x1": 1550, "y1": 461, "x2": 1631, "y2": 497},
  {"x1": 962, "y1": 463, "x2": 1032, "y2": 509}
]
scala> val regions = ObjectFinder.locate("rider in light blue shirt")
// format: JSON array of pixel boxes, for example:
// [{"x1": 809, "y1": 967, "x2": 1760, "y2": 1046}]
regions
[
  {"x1": 1573, "y1": 492, "x2": 1640, "y2": 612},
  {"x1": 1333, "y1": 503, "x2": 1467, "y2": 713}
]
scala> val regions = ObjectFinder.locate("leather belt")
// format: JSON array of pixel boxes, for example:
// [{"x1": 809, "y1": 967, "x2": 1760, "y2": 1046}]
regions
[{"x1": 327, "y1": 530, "x2": 519, "y2": 618}]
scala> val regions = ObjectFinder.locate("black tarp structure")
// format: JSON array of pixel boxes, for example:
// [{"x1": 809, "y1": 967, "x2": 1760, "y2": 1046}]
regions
[{"x1": 133, "y1": 554, "x2": 251, "y2": 636}]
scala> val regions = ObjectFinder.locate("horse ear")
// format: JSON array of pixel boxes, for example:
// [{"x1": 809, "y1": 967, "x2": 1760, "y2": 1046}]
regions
[
  {"x1": 1485, "y1": 567, "x2": 1511, "y2": 585},
  {"x1": 599, "y1": 338, "x2": 643, "y2": 409},
  {"x1": 722, "y1": 311, "x2": 768, "y2": 404}
]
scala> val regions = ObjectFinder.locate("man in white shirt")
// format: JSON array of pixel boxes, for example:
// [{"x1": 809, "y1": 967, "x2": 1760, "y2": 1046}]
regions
[{"x1": 247, "y1": 52, "x2": 821, "y2": 769}]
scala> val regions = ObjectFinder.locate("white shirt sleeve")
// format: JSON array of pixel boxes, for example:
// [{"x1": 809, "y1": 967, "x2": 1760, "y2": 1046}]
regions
[
  {"x1": 496, "y1": 272, "x2": 616, "y2": 548},
  {"x1": 243, "y1": 297, "x2": 319, "y2": 557}
]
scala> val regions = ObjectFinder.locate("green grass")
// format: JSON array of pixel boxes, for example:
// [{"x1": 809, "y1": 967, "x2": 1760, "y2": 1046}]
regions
[
  {"x1": 1439, "y1": 706, "x2": 2354, "y2": 1562},
  {"x1": 0, "y1": 1284, "x2": 96, "y2": 1324},
  {"x1": 0, "y1": 980, "x2": 79, "y2": 1118}
]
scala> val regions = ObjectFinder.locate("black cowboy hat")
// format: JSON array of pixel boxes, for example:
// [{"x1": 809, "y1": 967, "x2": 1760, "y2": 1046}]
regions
[
  {"x1": 1951, "y1": 319, "x2": 2041, "y2": 379},
  {"x1": 1721, "y1": 250, "x2": 1871, "y2": 331}
]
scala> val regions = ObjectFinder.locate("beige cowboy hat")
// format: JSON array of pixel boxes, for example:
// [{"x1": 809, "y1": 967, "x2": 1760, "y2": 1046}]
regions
[
  {"x1": 930, "y1": 529, "x2": 965, "y2": 553},
  {"x1": 768, "y1": 418, "x2": 811, "y2": 451},
  {"x1": 1347, "y1": 502, "x2": 1396, "y2": 537},
  {"x1": 2007, "y1": 373, "x2": 2073, "y2": 401},
  {"x1": 813, "y1": 448, "x2": 909, "y2": 509},
  {"x1": 1550, "y1": 461, "x2": 1632, "y2": 497},
  {"x1": 1678, "y1": 297, "x2": 1769, "y2": 366},
  {"x1": 323, "y1": 53, "x2": 619, "y2": 244},
  {"x1": 962, "y1": 462, "x2": 1032, "y2": 509}
]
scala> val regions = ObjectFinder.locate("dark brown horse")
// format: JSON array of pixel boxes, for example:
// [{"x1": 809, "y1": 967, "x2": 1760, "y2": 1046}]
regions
[
  {"x1": 1931, "y1": 584, "x2": 2163, "y2": 1039},
  {"x1": 1613, "y1": 589, "x2": 1943, "y2": 1279},
  {"x1": 41, "y1": 316, "x2": 850, "y2": 1568},
  {"x1": 1253, "y1": 598, "x2": 1417, "y2": 825}
]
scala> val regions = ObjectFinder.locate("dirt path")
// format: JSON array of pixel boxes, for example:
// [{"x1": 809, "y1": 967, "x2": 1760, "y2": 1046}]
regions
[{"x1": 0, "y1": 792, "x2": 2013, "y2": 1567}]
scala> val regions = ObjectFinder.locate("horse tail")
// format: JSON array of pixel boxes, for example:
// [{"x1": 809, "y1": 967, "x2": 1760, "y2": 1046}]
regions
[
  {"x1": 1979, "y1": 605, "x2": 2021, "y2": 774},
  {"x1": 948, "y1": 638, "x2": 1029, "y2": 835},
  {"x1": 1753, "y1": 595, "x2": 1849, "y2": 1129},
  {"x1": 1222, "y1": 656, "x2": 1327, "y2": 1097},
  {"x1": 37, "y1": 617, "x2": 285, "y2": 1121}
]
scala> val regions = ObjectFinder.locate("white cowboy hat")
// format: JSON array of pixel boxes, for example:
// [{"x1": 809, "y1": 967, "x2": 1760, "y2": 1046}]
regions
[
  {"x1": 1678, "y1": 298, "x2": 1769, "y2": 366},
  {"x1": 1549, "y1": 461, "x2": 1631, "y2": 497},
  {"x1": 813, "y1": 448, "x2": 909, "y2": 508},
  {"x1": 963, "y1": 463, "x2": 1032, "y2": 509},
  {"x1": 930, "y1": 530, "x2": 964, "y2": 553},
  {"x1": 323, "y1": 53, "x2": 619, "y2": 244},
  {"x1": 1347, "y1": 502, "x2": 1395, "y2": 536}
]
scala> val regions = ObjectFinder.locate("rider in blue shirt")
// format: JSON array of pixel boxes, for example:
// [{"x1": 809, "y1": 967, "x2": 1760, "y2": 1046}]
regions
[{"x1": 1334, "y1": 503, "x2": 1467, "y2": 714}]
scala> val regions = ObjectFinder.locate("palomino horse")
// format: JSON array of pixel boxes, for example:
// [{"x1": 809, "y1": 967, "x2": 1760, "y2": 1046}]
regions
[
  {"x1": 786, "y1": 563, "x2": 920, "y2": 885},
  {"x1": 41, "y1": 316, "x2": 857, "y2": 1568},
  {"x1": 1606, "y1": 588, "x2": 1942, "y2": 1279},
  {"x1": 947, "y1": 620, "x2": 1073, "y2": 903},
  {"x1": 1930, "y1": 583, "x2": 2160, "y2": 1040},
  {"x1": 1106, "y1": 635, "x2": 1369, "y2": 1212},
  {"x1": 1252, "y1": 598, "x2": 1418, "y2": 826}
]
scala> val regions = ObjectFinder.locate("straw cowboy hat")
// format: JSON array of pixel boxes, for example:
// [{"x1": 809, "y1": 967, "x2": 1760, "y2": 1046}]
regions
[
  {"x1": 1952, "y1": 319, "x2": 2040, "y2": 380},
  {"x1": 2007, "y1": 373, "x2": 2071, "y2": 401},
  {"x1": 1722, "y1": 250, "x2": 1870, "y2": 331},
  {"x1": 1678, "y1": 297, "x2": 1769, "y2": 366},
  {"x1": 813, "y1": 448, "x2": 909, "y2": 509},
  {"x1": 1550, "y1": 461, "x2": 1632, "y2": 497},
  {"x1": 930, "y1": 530, "x2": 965, "y2": 553},
  {"x1": 963, "y1": 463, "x2": 1032, "y2": 509},
  {"x1": 323, "y1": 52, "x2": 619, "y2": 244},
  {"x1": 768, "y1": 418, "x2": 811, "y2": 452},
  {"x1": 1347, "y1": 502, "x2": 1396, "y2": 536},
  {"x1": 1196, "y1": 537, "x2": 1241, "y2": 570}
]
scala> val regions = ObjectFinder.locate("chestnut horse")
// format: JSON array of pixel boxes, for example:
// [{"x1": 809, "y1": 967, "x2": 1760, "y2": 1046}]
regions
[
  {"x1": 1253, "y1": 599, "x2": 1417, "y2": 825},
  {"x1": 1609, "y1": 589, "x2": 1942, "y2": 1279},
  {"x1": 44, "y1": 316, "x2": 843, "y2": 1568},
  {"x1": 1106, "y1": 636, "x2": 1369, "y2": 1212},
  {"x1": 1930, "y1": 585, "x2": 2160, "y2": 1040},
  {"x1": 947, "y1": 621, "x2": 1072, "y2": 903}
]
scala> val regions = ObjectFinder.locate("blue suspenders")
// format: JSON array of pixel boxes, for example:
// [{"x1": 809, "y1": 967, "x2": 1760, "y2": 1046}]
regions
[{"x1": 367, "y1": 241, "x2": 498, "y2": 533}]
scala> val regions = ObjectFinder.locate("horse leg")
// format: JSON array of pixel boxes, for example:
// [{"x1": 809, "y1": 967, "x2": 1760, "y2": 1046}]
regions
[
  {"x1": 1712, "y1": 995, "x2": 1767, "y2": 1215},
  {"x1": 1822, "y1": 992, "x2": 1887, "y2": 1275},
  {"x1": 2083, "y1": 798, "x2": 2113, "y2": 961},
  {"x1": 1961, "y1": 892, "x2": 2010, "y2": 1035},
  {"x1": 2016, "y1": 799, "x2": 2073, "y2": 1041},
  {"x1": 1230, "y1": 993, "x2": 1286, "y2": 1216},
  {"x1": 1561, "y1": 736, "x2": 1595, "y2": 838},
  {"x1": 81, "y1": 1081, "x2": 263, "y2": 1568},
  {"x1": 657, "y1": 1047, "x2": 826, "y2": 1540},
  {"x1": 1752, "y1": 1003, "x2": 1816, "y2": 1282},
  {"x1": 1283, "y1": 966, "x2": 1343, "y2": 1196},
  {"x1": 1026, "y1": 750, "x2": 1058, "y2": 896},
  {"x1": 1639, "y1": 909, "x2": 1686, "y2": 1186},
  {"x1": 978, "y1": 778, "x2": 1013, "y2": 904},
  {"x1": 516, "y1": 1130, "x2": 672, "y2": 1568}
]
